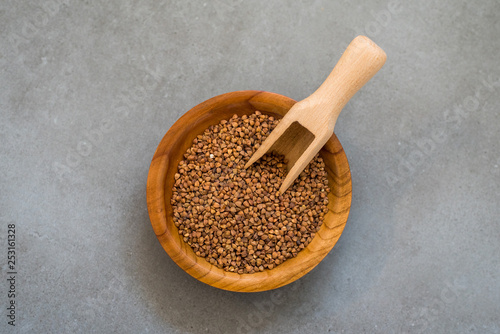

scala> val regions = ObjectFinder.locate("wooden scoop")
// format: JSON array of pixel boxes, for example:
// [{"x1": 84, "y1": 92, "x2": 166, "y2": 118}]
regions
[{"x1": 245, "y1": 36, "x2": 387, "y2": 193}]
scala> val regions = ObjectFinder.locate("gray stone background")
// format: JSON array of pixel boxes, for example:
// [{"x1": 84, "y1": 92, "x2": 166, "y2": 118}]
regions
[{"x1": 1, "y1": 0, "x2": 499, "y2": 333}]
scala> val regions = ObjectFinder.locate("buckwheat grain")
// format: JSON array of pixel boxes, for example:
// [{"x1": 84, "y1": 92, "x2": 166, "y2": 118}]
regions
[{"x1": 171, "y1": 111, "x2": 330, "y2": 274}]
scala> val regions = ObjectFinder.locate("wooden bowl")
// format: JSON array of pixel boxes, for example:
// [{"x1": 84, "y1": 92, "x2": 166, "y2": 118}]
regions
[{"x1": 147, "y1": 90, "x2": 352, "y2": 292}]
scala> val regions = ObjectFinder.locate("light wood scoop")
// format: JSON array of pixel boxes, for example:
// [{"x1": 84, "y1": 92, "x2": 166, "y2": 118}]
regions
[{"x1": 245, "y1": 36, "x2": 387, "y2": 193}]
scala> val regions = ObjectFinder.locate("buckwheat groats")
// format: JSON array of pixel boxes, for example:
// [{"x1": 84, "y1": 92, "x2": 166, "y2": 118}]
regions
[{"x1": 171, "y1": 111, "x2": 330, "y2": 274}]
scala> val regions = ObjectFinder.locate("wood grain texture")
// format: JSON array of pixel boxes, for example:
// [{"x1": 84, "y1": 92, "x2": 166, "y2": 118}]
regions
[
  {"x1": 245, "y1": 36, "x2": 386, "y2": 193},
  {"x1": 146, "y1": 90, "x2": 352, "y2": 292}
]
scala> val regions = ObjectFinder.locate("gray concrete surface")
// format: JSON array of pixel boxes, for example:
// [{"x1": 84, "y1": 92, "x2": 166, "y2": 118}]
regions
[{"x1": 1, "y1": 0, "x2": 499, "y2": 333}]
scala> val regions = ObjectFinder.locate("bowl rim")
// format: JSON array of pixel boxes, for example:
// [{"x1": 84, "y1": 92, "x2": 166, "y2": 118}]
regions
[{"x1": 146, "y1": 90, "x2": 352, "y2": 292}]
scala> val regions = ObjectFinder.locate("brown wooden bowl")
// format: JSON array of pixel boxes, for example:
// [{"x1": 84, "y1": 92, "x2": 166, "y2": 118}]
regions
[{"x1": 147, "y1": 90, "x2": 352, "y2": 292}]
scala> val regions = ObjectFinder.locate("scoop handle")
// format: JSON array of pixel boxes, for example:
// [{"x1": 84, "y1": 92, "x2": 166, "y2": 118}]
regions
[{"x1": 308, "y1": 36, "x2": 387, "y2": 128}]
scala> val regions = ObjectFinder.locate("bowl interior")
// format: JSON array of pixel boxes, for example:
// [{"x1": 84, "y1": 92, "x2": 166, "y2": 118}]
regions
[{"x1": 147, "y1": 90, "x2": 352, "y2": 292}]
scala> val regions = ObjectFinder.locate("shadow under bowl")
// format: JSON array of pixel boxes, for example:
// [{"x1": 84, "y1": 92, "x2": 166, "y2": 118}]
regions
[{"x1": 146, "y1": 90, "x2": 352, "y2": 292}]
